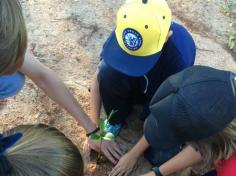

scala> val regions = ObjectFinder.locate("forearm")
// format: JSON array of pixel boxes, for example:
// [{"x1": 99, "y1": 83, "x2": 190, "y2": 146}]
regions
[
  {"x1": 109, "y1": 136, "x2": 150, "y2": 175},
  {"x1": 160, "y1": 145, "x2": 202, "y2": 175},
  {"x1": 32, "y1": 69, "x2": 97, "y2": 132},
  {"x1": 90, "y1": 71, "x2": 101, "y2": 125},
  {"x1": 143, "y1": 145, "x2": 202, "y2": 176},
  {"x1": 128, "y1": 135, "x2": 150, "y2": 159},
  {"x1": 20, "y1": 54, "x2": 97, "y2": 133},
  {"x1": 34, "y1": 70, "x2": 96, "y2": 132}
]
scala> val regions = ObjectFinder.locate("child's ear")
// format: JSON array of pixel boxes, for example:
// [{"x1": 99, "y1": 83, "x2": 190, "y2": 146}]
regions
[{"x1": 165, "y1": 30, "x2": 173, "y2": 42}]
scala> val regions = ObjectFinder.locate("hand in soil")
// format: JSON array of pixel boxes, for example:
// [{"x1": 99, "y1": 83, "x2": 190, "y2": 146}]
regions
[
  {"x1": 140, "y1": 172, "x2": 155, "y2": 176},
  {"x1": 101, "y1": 139, "x2": 123, "y2": 164},
  {"x1": 85, "y1": 138, "x2": 123, "y2": 164},
  {"x1": 109, "y1": 152, "x2": 138, "y2": 176}
]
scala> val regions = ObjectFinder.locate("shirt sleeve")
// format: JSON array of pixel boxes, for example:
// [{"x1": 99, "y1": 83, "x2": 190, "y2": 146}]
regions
[{"x1": 217, "y1": 154, "x2": 236, "y2": 176}]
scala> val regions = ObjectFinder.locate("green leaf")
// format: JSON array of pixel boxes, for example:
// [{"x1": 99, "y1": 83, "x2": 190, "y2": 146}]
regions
[
  {"x1": 229, "y1": 35, "x2": 235, "y2": 40},
  {"x1": 232, "y1": 22, "x2": 236, "y2": 28},
  {"x1": 107, "y1": 110, "x2": 118, "y2": 121},
  {"x1": 94, "y1": 110, "x2": 118, "y2": 142},
  {"x1": 102, "y1": 132, "x2": 115, "y2": 141},
  {"x1": 99, "y1": 131, "x2": 107, "y2": 138},
  {"x1": 99, "y1": 118, "x2": 106, "y2": 132},
  {"x1": 229, "y1": 39, "x2": 235, "y2": 49},
  {"x1": 99, "y1": 110, "x2": 118, "y2": 132},
  {"x1": 222, "y1": 4, "x2": 230, "y2": 14},
  {"x1": 89, "y1": 133, "x2": 101, "y2": 141}
]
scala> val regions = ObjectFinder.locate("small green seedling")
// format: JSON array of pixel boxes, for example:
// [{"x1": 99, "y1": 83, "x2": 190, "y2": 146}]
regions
[
  {"x1": 89, "y1": 110, "x2": 117, "y2": 141},
  {"x1": 222, "y1": 3, "x2": 231, "y2": 15},
  {"x1": 221, "y1": 0, "x2": 236, "y2": 50},
  {"x1": 221, "y1": 0, "x2": 236, "y2": 15},
  {"x1": 89, "y1": 110, "x2": 117, "y2": 163},
  {"x1": 228, "y1": 22, "x2": 236, "y2": 49}
]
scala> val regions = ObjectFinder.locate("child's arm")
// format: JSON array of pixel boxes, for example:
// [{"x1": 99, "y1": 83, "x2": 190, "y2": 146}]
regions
[
  {"x1": 21, "y1": 53, "x2": 122, "y2": 164},
  {"x1": 89, "y1": 70, "x2": 123, "y2": 164},
  {"x1": 141, "y1": 145, "x2": 202, "y2": 176},
  {"x1": 90, "y1": 71, "x2": 101, "y2": 125},
  {"x1": 20, "y1": 52, "x2": 97, "y2": 134},
  {"x1": 110, "y1": 135, "x2": 150, "y2": 176}
]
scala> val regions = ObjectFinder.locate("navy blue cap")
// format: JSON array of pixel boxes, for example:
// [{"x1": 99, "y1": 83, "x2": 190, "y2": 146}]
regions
[
  {"x1": 0, "y1": 132, "x2": 22, "y2": 174},
  {"x1": 101, "y1": 31, "x2": 161, "y2": 77},
  {"x1": 0, "y1": 132, "x2": 22, "y2": 155},
  {"x1": 144, "y1": 66, "x2": 236, "y2": 150}
]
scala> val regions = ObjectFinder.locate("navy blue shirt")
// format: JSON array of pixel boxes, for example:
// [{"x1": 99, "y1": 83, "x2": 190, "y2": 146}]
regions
[{"x1": 99, "y1": 22, "x2": 196, "y2": 122}]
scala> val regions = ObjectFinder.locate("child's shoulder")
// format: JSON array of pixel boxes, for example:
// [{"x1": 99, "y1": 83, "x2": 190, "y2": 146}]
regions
[
  {"x1": 170, "y1": 22, "x2": 192, "y2": 36},
  {"x1": 165, "y1": 21, "x2": 196, "y2": 66},
  {"x1": 170, "y1": 21, "x2": 195, "y2": 46}
]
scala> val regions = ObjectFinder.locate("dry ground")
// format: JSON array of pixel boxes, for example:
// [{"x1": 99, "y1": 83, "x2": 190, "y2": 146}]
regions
[{"x1": 0, "y1": 0, "x2": 236, "y2": 175}]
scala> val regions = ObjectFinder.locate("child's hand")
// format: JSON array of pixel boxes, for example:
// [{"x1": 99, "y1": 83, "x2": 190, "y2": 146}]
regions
[
  {"x1": 85, "y1": 137, "x2": 122, "y2": 164},
  {"x1": 140, "y1": 172, "x2": 156, "y2": 176},
  {"x1": 101, "y1": 139, "x2": 123, "y2": 164},
  {"x1": 109, "y1": 152, "x2": 138, "y2": 176}
]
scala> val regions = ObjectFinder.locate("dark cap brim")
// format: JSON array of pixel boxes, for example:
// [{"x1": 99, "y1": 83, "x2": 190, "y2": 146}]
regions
[{"x1": 101, "y1": 31, "x2": 161, "y2": 77}]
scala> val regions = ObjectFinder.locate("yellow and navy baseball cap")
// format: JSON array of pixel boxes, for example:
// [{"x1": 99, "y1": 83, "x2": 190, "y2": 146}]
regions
[{"x1": 101, "y1": 0, "x2": 172, "y2": 77}]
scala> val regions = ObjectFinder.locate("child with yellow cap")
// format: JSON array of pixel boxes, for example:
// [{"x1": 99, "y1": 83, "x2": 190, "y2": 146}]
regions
[{"x1": 89, "y1": 0, "x2": 196, "y2": 164}]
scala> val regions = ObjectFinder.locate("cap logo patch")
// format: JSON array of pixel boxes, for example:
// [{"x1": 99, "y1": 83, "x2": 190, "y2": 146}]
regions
[{"x1": 122, "y1": 28, "x2": 143, "y2": 51}]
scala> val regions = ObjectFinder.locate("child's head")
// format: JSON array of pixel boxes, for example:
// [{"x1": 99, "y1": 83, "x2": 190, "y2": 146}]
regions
[
  {"x1": 144, "y1": 66, "x2": 236, "y2": 171},
  {"x1": 0, "y1": 0, "x2": 27, "y2": 75},
  {"x1": 115, "y1": 0, "x2": 172, "y2": 56},
  {"x1": 0, "y1": 124, "x2": 84, "y2": 176},
  {"x1": 101, "y1": 0, "x2": 172, "y2": 77}
]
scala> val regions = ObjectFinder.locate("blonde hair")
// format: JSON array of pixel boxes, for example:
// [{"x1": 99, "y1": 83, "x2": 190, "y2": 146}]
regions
[
  {"x1": 0, "y1": 124, "x2": 84, "y2": 176},
  {"x1": 0, "y1": 0, "x2": 27, "y2": 75},
  {"x1": 188, "y1": 119, "x2": 236, "y2": 174}
]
